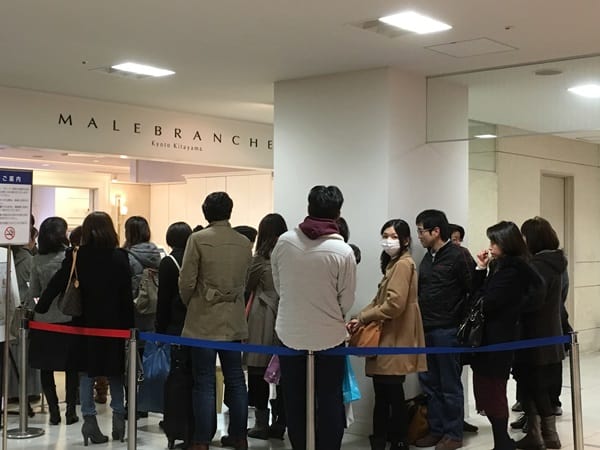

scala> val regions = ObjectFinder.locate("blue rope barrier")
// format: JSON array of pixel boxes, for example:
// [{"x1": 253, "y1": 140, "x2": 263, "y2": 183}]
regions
[{"x1": 139, "y1": 331, "x2": 570, "y2": 357}]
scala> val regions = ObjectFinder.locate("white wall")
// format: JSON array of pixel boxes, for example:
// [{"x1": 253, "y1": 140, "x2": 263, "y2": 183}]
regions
[{"x1": 149, "y1": 172, "x2": 273, "y2": 250}]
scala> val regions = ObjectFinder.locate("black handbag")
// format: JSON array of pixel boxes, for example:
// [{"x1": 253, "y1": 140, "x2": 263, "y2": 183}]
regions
[
  {"x1": 457, "y1": 296, "x2": 484, "y2": 347},
  {"x1": 57, "y1": 247, "x2": 83, "y2": 317}
]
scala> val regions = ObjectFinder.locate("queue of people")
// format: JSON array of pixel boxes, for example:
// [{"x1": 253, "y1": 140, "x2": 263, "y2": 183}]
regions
[{"x1": 0, "y1": 186, "x2": 570, "y2": 450}]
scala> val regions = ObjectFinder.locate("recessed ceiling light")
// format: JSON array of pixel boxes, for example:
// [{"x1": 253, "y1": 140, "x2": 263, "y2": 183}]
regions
[
  {"x1": 119, "y1": 155, "x2": 129, "y2": 159},
  {"x1": 42, "y1": 163, "x2": 50, "y2": 167},
  {"x1": 474, "y1": 134, "x2": 497, "y2": 139},
  {"x1": 378, "y1": 11, "x2": 452, "y2": 34},
  {"x1": 568, "y1": 84, "x2": 600, "y2": 98},
  {"x1": 111, "y1": 62, "x2": 175, "y2": 77},
  {"x1": 93, "y1": 159, "x2": 100, "y2": 163}
]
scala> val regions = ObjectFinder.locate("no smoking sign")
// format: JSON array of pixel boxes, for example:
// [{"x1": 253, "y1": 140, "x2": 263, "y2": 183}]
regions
[{"x1": 4, "y1": 226, "x2": 16, "y2": 240}]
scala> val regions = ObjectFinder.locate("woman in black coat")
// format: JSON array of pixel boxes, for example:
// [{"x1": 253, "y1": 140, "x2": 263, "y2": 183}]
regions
[
  {"x1": 471, "y1": 221, "x2": 539, "y2": 450},
  {"x1": 36, "y1": 211, "x2": 134, "y2": 445},
  {"x1": 155, "y1": 221, "x2": 192, "y2": 336},
  {"x1": 514, "y1": 217, "x2": 566, "y2": 450}
]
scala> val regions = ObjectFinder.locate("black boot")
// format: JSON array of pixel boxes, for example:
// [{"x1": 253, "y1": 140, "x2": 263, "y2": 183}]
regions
[
  {"x1": 268, "y1": 397, "x2": 286, "y2": 439},
  {"x1": 511, "y1": 414, "x2": 527, "y2": 430},
  {"x1": 81, "y1": 415, "x2": 109, "y2": 446},
  {"x1": 540, "y1": 415, "x2": 561, "y2": 449},
  {"x1": 43, "y1": 385, "x2": 61, "y2": 425},
  {"x1": 66, "y1": 404, "x2": 79, "y2": 425},
  {"x1": 112, "y1": 412, "x2": 126, "y2": 442},
  {"x1": 248, "y1": 408, "x2": 269, "y2": 440},
  {"x1": 515, "y1": 415, "x2": 545, "y2": 450},
  {"x1": 369, "y1": 435, "x2": 387, "y2": 450},
  {"x1": 489, "y1": 416, "x2": 516, "y2": 450}
]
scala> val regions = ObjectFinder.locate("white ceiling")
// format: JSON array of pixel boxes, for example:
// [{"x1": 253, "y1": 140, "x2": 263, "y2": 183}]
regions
[{"x1": 2, "y1": 0, "x2": 600, "y2": 175}]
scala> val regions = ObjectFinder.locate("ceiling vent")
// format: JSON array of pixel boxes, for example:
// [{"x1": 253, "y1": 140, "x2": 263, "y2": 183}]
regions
[
  {"x1": 89, "y1": 66, "x2": 154, "y2": 80},
  {"x1": 426, "y1": 38, "x2": 517, "y2": 58},
  {"x1": 351, "y1": 19, "x2": 412, "y2": 38}
]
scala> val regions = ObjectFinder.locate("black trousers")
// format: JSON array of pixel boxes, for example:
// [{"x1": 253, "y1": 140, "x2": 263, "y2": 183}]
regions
[
  {"x1": 515, "y1": 363, "x2": 562, "y2": 417},
  {"x1": 247, "y1": 367, "x2": 269, "y2": 410},
  {"x1": 279, "y1": 352, "x2": 345, "y2": 450},
  {"x1": 372, "y1": 378, "x2": 408, "y2": 444}
]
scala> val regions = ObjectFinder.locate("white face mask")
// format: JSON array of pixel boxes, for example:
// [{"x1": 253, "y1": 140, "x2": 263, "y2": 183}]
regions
[{"x1": 380, "y1": 238, "x2": 401, "y2": 257}]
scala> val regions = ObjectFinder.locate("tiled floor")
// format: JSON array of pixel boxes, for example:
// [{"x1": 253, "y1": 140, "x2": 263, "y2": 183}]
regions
[{"x1": 2, "y1": 351, "x2": 598, "y2": 450}]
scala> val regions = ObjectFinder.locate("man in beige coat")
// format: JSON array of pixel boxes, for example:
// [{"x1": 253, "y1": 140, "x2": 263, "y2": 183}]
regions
[{"x1": 179, "y1": 192, "x2": 252, "y2": 450}]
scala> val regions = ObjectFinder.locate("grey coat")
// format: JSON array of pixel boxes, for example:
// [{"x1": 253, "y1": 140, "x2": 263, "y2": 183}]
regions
[
  {"x1": 26, "y1": 248, "x2": 71, "y2": 324},
  {"x1": 244, "y1": 255, "x2": 279, "y2": 368},
  {"x1": 127, "y1": 242, "x2": 162, "y2": 332}
]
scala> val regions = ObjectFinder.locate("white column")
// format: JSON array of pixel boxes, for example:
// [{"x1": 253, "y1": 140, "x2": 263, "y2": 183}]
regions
[{"x1": 273, "y1": 67, "x2": 468, "y2": 435}]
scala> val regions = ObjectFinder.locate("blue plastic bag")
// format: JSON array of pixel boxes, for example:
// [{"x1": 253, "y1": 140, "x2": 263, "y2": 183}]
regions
[
  {"x1": 342, "y1": 356, "x2": 361, "y2": 403},
  {"x1": 138, "y1": 341, "x2": 171, "y2": 413}
]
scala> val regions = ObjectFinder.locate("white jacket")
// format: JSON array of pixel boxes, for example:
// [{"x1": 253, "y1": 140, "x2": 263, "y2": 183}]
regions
[{"x1": 272, "y1": 228, "x2": 356, "y2": 351}]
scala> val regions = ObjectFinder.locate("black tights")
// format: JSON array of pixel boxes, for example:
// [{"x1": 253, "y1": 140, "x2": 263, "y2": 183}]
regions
[
  {"x1": 247, "y1": 367, "x2": 269, "y2": 410},
  {"x1": 40, "y1": 369, "x2": 79, "y2": 409},
  {"x1": 372, "y1": 380, "x2": 408, "y2": 443}
]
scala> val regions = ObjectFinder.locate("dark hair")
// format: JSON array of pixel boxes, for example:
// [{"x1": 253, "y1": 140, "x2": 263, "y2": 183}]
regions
[
  {"x1": 448, "y1": 223, "x2": 465, "y2": 241},
  {"x1": 124, "y1": 216, "x2": 151, "y2": 247},
  {"x1": 166, "y1": 222, "x2": 192, "y2": 249},
  {"x1": 336, "y1": 217, "x2": 349, "y2": 242},
  {"x1": 349, "y1": 243, "x2": 362, "y2": 264},
  {"x1": 202, "y1": 192, "x2": 233, "y2": 222},
  {"x1": 38, "y1": 217, "x2": 69, "y2": 255},
  {"x1": 234, "y1": 225, "x2": 258, "y2": 244},
  {"x1": 69, "y1": 226, "x2": 83, "y2": 247},
  {"x1": 486, "y1": 221, "x2": 528, "y2": 258},
  {"x1": 255, "y1": 213, "x2": 288, "y2": 259},
  {"x1": 192, "y1": 224, "x2": 204, "y2": 233},
  {"x1": 30, "y1": 225, "x2": 39, "y2": 241},
  {"x1": 520, "y1": 216, "x2": 560, "y2": 254},
  {"x1": 81, "y1": 211, "x2": 119, "y2": 248},
  {"x1": 415, "y1": 209, "x2": 450, "y2": 241},
  {"x1": 380, "y1": 219, "x2": 411, "y2": 274},
  {"x1": 307, "y1": 185, "x2": 343, "y2": 220}
]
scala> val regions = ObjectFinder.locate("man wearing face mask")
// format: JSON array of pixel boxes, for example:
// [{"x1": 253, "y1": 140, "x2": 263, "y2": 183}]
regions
[{"x1": 414, "y1": 210, "x2": 475, "y2": 450}]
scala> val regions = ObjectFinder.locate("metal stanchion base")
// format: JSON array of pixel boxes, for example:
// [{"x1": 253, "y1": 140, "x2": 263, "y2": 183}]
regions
[{"x1": 6, "y1": 427, "x2": 45, "y2": 439}]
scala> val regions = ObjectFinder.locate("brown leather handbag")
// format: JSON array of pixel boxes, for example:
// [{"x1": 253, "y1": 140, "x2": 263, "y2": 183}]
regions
[{"x1": 348, "y1": 321, "x2": 383, "y2": 347}]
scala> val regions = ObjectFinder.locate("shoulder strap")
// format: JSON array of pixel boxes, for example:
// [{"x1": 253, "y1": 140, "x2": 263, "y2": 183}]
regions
[{"x1": 168, "y1": 254, "x2": 181, "y2": 271}]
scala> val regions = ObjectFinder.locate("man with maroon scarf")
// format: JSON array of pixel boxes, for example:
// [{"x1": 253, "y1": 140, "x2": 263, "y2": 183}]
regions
[{"x1": 272, "y1": 185, "x2": 356, "y2": 450}]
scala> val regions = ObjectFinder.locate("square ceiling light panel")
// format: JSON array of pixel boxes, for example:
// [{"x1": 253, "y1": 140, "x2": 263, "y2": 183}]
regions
[{"x1": 427, "y1": 38, "x2": 517, "y2": 58}]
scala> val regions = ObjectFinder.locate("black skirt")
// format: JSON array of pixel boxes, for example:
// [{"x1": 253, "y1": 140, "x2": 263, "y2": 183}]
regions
[{"x1": 28, "y1": 327, "x2": 84, "y2": 372}]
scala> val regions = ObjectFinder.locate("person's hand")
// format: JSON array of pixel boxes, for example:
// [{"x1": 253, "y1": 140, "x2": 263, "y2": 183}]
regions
[
  {"x1": 476, "y1": 249, "x2": 491, "y2": 269},
  {"x1": 346, "y1": 319, "x2": 360, "y2": 334}
]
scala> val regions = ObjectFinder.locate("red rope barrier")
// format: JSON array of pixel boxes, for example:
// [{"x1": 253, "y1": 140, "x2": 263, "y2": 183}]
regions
[{"x1": 29, "y1": 320, "x2": 130, "y2": 339}]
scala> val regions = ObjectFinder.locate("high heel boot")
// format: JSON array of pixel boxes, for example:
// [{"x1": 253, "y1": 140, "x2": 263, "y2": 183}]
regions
[
  {"x1": 112, "y1": 412, "x2": 126, "y2": 442},
  {"x1": 81, "y1": 415, "x2": 109, "y2": 446}
]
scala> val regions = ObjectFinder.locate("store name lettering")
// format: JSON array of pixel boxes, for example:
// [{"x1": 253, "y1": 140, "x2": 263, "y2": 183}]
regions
[{"x1": 57, "y1": 114, "x2": 273, "y2": 150}]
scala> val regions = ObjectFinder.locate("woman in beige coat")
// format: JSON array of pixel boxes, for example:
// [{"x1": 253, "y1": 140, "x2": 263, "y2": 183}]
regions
[{"x1": 348, "y1": 219, "x2": 427, "y2": 450}]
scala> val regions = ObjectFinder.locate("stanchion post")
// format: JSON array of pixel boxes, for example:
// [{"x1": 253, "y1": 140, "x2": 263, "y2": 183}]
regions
[
  {"x1": 306, "y1": 350, "x2": 315, "y2": 450},
  {"x1": 569, "y1": 331, "x2": 584, "y2": 450},
  {"x1": 127, "y1": 328, "x2": 138, "y2": 450},
  {"x1": 2, "y1": 245, "x2": 13, "y2": 450},
  {"x1": 6, "y1": 317, "x2": 44, "y2": 439}
]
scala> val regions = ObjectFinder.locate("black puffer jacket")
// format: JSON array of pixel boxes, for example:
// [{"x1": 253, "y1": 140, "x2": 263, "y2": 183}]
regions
[
  {"x1": 418, "y1": 241, "x2": 475, "y2": 330},
  {"x1": 470, "y1": 255, "x2": 540, "y2": 379},
  {"x1": 516, "y1": 250, "x2": 567, "y2": 366}
]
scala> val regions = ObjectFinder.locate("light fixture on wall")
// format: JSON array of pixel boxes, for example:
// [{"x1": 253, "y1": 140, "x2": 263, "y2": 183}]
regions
[{"x1": 568, "y1": 84, "x2": 600, "y2": 98}]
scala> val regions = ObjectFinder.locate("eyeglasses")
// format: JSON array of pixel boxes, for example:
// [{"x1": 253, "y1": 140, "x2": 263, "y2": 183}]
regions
[{"x1": 417, "y1": 228, "x2": 432, "y2": 235}]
